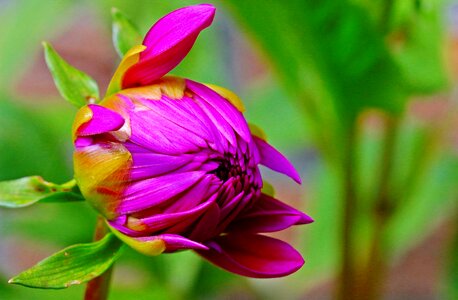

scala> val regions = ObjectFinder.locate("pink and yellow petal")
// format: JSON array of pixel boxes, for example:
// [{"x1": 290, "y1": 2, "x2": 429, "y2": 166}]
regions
[
  {"x1": 74, "y1": 142, "x2": 132, "y2": 219},
  {"x1": 106, "y1": 45, "x2": 146, "y2": 96},
  {"x1": 122, "y1": 4, "x2": 215, "y2": 88}
]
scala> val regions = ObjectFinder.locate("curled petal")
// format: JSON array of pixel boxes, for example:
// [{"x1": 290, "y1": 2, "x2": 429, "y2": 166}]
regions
[
  {"x1": 197, "y1": 234, "x2": 304, "y2": 278},
  {"x1": 110, "y1": 226, "x2": 165, "y2": 256},
  {"x1": 253, "y1": 136, "x2": 302, "y2": 184},
  {"x1": 160, "y1": 234, "x2": 209, "y2": 252},
  {"x1": 122, "y1": 4, "x2": 216, "y2": 87},
  {"x1": 74, "y1": 104, "x2": 125, "y2": 138},
  {"x1": 110, "y1": 227, "x2": 208, "y2": 255},
  {"x1": 227, "y1": 193, "x2": 313, "y2": 233}
]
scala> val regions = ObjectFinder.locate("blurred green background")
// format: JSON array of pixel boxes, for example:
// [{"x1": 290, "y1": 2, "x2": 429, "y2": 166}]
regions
[{"x1": 1, "y1": 0, "x2": 457, "y2": 299}]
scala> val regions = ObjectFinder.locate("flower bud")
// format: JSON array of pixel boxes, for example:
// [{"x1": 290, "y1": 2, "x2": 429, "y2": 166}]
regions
[{"x1": 73, "y1": 4, "x2": 312, "y2": 278}]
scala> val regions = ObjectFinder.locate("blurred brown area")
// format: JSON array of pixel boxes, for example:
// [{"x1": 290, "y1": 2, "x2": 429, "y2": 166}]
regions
[{"x1": 13, "y1": 10, "x2": 117, "y2": 102}]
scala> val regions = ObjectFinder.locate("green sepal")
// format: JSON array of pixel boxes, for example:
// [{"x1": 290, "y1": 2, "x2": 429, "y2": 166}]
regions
[
  {"x1": 43, "y1": 42, "x2": 100, "y2": 107},
  {"x1": 111, "y1": 8, "x2": 142, "y2": 58},
  {"x1": 8, "y1": 233, "x2": 124, "y2": 289},
  {"x1": 0, "y1": 176, "x2": 84, "y2": 208}
]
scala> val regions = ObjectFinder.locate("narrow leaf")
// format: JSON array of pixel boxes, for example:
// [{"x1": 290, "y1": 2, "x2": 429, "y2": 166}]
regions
[
  {"x1": 111, "y1": 7, "x2": 142, "y2": 58},
  {"x1": 0, "y1": 176, "x2": 84, "y2": 208},
  {"x1": 9, "y1": 233, "x2": 124, "y2": 289},
  {"x1": 43, "y1": 42, "x2": 99, "y2": 107},
  {"x1": 225, "y1": 0, "x2": 407, "y2": 123}
]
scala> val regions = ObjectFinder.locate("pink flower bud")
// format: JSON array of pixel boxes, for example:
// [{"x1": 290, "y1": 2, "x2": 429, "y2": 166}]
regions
[{"x1": 73, "y1": 4, "x2": 312, "y2": 278}]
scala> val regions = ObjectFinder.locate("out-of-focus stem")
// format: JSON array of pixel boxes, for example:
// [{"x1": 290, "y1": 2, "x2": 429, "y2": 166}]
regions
[
  {"x1": 337, "y1": 122, "x2": 359, "y2": 300},
  {"x1": 84, "y1": 216, "x2": 114, "y2": 300},
  {"x1": 361, "y1": 115, "x2": 399, "y2": 300}
]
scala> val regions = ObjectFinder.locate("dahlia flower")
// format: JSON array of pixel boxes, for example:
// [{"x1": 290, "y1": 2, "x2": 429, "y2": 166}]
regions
[{"x1": 73, "y1": 4, "x2": 312, "y2": 278}]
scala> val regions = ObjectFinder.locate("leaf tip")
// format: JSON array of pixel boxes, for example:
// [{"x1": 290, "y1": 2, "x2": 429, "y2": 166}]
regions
[
  {"x1": 8, "y1": 276, "x2": 19, "y2": 285},
  {"x1": 111, "y1": 7, "x2": 120, "y2": 16}
]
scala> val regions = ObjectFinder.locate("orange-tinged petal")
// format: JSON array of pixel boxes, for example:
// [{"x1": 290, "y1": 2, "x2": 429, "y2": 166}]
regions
[
  {"x1": 109, "y1": 226, "x2": 166, "y2": 256},
  {"x1": 204, "y1": 83, "x2": 245, "y2": 112},
  {"x1": 106, "y1": 45, "x2": 146, "y2": 97},
  {"x1": 249, "y1": 123, "x2": 267, "y2": 141},
  {"x1": 74, "y1": 143, "x2": 132, "y2": 219},
  {"x1": 72, "y1": 105, "x2": 93, "y2": 141}
]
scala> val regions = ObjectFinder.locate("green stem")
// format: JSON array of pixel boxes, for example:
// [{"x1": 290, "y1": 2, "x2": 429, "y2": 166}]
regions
[
  {"x1": 84, "y1": 216, "x2": 114, "y2": 300},
  {"x1": 337, "y1": 122, "x2": 359, "y2": 300},
  {"x1": 361, "y1": 115, "x2": 399, "y2": 300}
]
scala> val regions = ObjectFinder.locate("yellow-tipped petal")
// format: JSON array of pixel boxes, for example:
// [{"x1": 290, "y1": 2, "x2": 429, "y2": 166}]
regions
[
  {"x1": 204, "y1": 83, "x2": 245, "y2": 112},
  {"x1": 109, "y1": 225, "x2": 166, "y2": 256},
  {"x1": 249, "y1": 123, "x2": 267, "y2": 141},
  {"x1": 118, "y1": 76, "x2": 185, "y2": 101},
  {"x1": 159, "y1": 76, "x2": 186, "y2": 99},
  {"x1": 127, "y1": 216, "x2": 148, "y2": 232},
  {"x1": 106, "y1": 45, "x2": 146, "y2": 97},
  {"x1": 72, "y1": 105, "x2": 93, "y2": 141}
]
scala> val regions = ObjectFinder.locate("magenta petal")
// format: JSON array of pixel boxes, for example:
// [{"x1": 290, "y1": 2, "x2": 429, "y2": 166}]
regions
[
  {"x1": 136, "y1": 234, "x2": 208, "y2": 252},
  {"x1": 159, "y1": 234, "x2": 208, "y2": 252},
  {"x1": 253, "y1": 136, "x2": 302, "y2": 184},
  {"x1": 227, "y1": 193, "x2": 313, "y2": 233},
  {"x1": 136, "y1": 196, "x2": 216, "y2": 233},
  {"x1": 122, "y1": 4, "x2": 216, "y2": 87},
  {"x1": 186, "y1": 80, "x2": 251, "y2": 143},
  {"x1": 118, "y1": 171, "x2": 205, "y2": 214},
  {"x1": 77, "y1": 104, "x2": 125, "y2": 137},
  {"x1": 197, "y1": 234, "x2": 304, "y2": 278}
]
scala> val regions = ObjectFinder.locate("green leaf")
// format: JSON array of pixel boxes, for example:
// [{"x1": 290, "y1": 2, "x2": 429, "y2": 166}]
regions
[
  {"x1": 43, "y1": 42, "x2": 99, "y2": 107},
  {"x1": 0, "y1": 176, "x2": 83, "y2": 208},
  {"x1": 390, "y1": 1, "x2": 448, "y2": 94},
  {"x1": 111, "y1": 7, "x2": 143, "y2": 58},
  {"x1": 225, "y1": 0, "x2": 409, "y2": 168},
  {"x1": 9, "y1": 233, "x2": 124, "y2": 289}
]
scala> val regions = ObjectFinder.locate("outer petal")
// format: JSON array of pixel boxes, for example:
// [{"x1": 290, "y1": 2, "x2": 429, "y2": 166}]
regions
[
  {"x1": 106, "y1": 45, "x2": 146, "y2": 96},
  {"x1": 197, "y1": 234, "x2": 304, "y2": 278},
  {"x1": 122, "y1": 4, "x2": 216, "y2": 88},
  {"x1": 74, "y1": 104, "x2": 125, "y2": 138},
  {"x1": 110, "y1": 227, "x2": 208, "y2": 255},
  {"x1": 253, "y1": 136, "x2": 302, "y2": 184},
  {"x1": 226, "y1": 193, "x2": 313, "y2": 233},
  {"x1": 74, "y1": 143, "x2": 131, "y2": 219}
]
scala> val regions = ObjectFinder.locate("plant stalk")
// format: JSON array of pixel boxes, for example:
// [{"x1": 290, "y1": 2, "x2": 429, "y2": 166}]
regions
[
  {"x1": 337, "y1": 122, "x2": 359, "y2": 300},
  {"x1": 361, "y1": 115, "x2": 399, "y2": 300},
  {"x1": 84, "y1": 216, "x2": 114, "y2": 300}
]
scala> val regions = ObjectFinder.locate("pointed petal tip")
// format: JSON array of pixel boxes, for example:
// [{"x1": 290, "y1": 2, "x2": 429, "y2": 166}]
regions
[
  {"x1": 123, "y1": 4, "x2": 216, "y2": 87},
  {"x1": 254, "y1": 136, "x2": 302, "y2": 184},
  {"x1": 161, "y1": 234, "x2": 209, "y2": 252},
  {"x1": 299, "y1": 213, "x2": 314, "y2": 224},
  {"x1": 198, "y1": 234, "x2": 305, "y2": 278}
]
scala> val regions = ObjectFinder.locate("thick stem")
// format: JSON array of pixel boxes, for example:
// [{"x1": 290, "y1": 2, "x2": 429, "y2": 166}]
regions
[
  {"x1": 361, "y1": 115, "x2": 399, "y2": 300},
  {"x1": 337, "y1": 122, "x2": 359, "y2": 300},
  {"x1": 84, "y1": 216, "x2": 114, "y2": 300}
]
